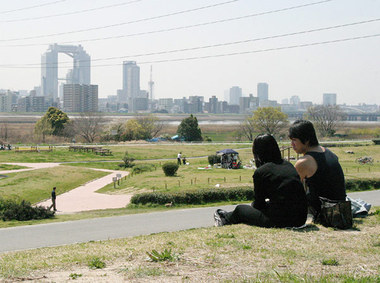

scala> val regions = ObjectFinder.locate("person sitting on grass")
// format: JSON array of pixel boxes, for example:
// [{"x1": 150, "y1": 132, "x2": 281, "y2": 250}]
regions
[
  {"x1": 214, "y1": 134, "x2": 307, "y2": 228},
  {"x1": 289, "y1": 119, "x2": 347, "y2": 219}
]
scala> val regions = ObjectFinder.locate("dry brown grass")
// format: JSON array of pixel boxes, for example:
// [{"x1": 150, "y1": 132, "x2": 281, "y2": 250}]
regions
[{"x1": 1, "y1": 211, "x2": 379, "y2": 282}]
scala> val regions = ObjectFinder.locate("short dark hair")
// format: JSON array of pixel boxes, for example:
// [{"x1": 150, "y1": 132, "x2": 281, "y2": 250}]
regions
[
  {"x1": 288, "y1": 120, "x2": 319, "y2": 146},
  {"x1": 252, "y1": 134, "x2": 282, "y2": 167}
]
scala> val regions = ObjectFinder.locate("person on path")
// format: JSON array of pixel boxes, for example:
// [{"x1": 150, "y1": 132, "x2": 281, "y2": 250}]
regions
[
  {"x1": 214, "y1": 134, "x2": 307, "y2": 228},
  {"x1": 49, "y1": 187, "x2": 57, "y2": 211},
  {"x1": 177, "y1": 152, "x2": 182, "y2": 165},
  {"x1": 289, "y1": 120, "x2": 346, "y2": 219}
]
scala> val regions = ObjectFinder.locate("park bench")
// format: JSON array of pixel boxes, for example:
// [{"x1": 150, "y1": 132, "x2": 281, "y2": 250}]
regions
[
  {"x1": 14, "y1": 146, "x2": 53, "y2": 152},
  {"x1": 95, "y1": 148, "x2": 112, "y2": 156}
]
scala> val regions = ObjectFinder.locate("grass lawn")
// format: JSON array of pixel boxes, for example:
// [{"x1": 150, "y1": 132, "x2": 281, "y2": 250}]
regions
[
  {"x1": 0, "y1": 143, "x2": 252, "y2": 163},
  {"x1": 0, "y1": 166, "x2": 108, "y2": 204},
  {"x1": 98, "y1": 158, "x2": 254, "y2": 194},
  {"x1": 0, "y1": 164, "x2": 28, "y2": 171},
  {"x1": 0, "y1": 208, "x2": 379, "y2": 282}
]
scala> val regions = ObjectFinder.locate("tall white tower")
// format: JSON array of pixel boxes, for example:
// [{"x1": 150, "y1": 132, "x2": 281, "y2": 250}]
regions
[{"x1": 148, "y1": 65, "x2": 154, "y2": 101}]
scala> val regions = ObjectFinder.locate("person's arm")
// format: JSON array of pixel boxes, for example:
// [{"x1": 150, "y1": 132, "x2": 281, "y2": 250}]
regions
[
  {"x1": 294, "y1": 156, "x2": 317, "y2": 181},
  {"x1": 252, "y1": 171, "x2": 267, "y2": 210}
]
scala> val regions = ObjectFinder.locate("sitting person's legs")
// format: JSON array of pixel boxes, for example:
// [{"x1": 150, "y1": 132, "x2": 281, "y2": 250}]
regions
[{"x1": 225, "y1": 204, "x2": 274, "y2": 228}]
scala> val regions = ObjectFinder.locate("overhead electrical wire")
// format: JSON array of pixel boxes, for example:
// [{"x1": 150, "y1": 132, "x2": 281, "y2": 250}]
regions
[
  {"x1": 1, "y1": 33, "x2": 378, "y2": 69},
  {"x1": 0, "y1": 0, "x2": 67, "y2": 15},
  {"x1": 0, "y1": 0, "x2": 331, "y2": 43},
  {"x1": 0, "y1": 0, "x2": 335, "y2": 48},
  {"x1": 0, "y1": 0, "x2": 142, "y2": 23},
  {"x1": 133, "y1": 34, "x2": 380, "y2": 66},
  {"x1": 1, "y1": 18, "x2": 378, "y2": 67}
]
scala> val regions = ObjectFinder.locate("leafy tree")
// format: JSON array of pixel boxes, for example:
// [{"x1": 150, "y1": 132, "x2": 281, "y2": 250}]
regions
[
  {"x1": 34, "y1": 116, "x2": 53, "y2": 143},
  {"x1": 305, "y1": 105, "x2": 346, "y2": 137},
  {"x1": 44, "y1": 107, "x2": 70, "y2": 136},
  {"x1": 72, "y1": 112, "x2": 105, "y2": 143},
  {"x1": 177, "y1": 114, "x2": 203, "y2": 141},
  {"x1": 135, "y1": 115, "x2": 164, "y2": 139},
  {"x1": 122, "y1": 119, "x2": 145, "y2": 141},
  {"x1": 237, "y1": 116, "x2": 256, "y2": 141},
  {"x1": 106, "y1": 115, "x2": 164, "y2": 141},
  {"x1": 252, "y1": 107, "x2": 288, "y2": 136}
]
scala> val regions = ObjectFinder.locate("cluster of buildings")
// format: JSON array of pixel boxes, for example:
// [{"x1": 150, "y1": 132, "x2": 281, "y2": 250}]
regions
[{"x1": 0, "y1": 44, "x2": 379, "y2": 118}]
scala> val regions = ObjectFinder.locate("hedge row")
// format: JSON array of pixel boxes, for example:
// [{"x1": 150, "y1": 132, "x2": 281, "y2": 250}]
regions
[
  {"x1": 345, "y1": 179, "x2": 380, "y2": 192},
  {"x1": 131, "y1": 179, "x2": 379, "y2": 206},
  {"x1": 131, "y1": 186, "x2": 253, "y2": 205},
  {"x1": 0, "y1": 198, "x2": 55, "y2": 221}
]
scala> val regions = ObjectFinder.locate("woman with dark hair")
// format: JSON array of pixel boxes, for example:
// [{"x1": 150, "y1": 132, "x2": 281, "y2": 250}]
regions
[{"x1": 214, "y1": 134, "x2": 307, "y2": 228}]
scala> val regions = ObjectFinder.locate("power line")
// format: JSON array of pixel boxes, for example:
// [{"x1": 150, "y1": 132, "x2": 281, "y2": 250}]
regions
[
  {"x1": 1, "y1": 33, "x2": 378, "y2": 69},
  {"x1": 135, "y1": 34, "x2": 380, "y2": 65},
  {"x1": 0, "y1": 0, "x2": 239, "y2": 42},
  {"x1": 0, "y1": 0, "x2": 333, "y2": 43},
  {"x1": 0, "y1": 0, "x2": 336, "y2": 48},
  {"x1": 2, "y1": 18, "x2": 379, "y2": 67},
  {"x1": 0, "y1": 0, "x2": 67, "y2": 15},
  {"x1": 0, "y1": 0, "x2": 142, "y2": 23}
]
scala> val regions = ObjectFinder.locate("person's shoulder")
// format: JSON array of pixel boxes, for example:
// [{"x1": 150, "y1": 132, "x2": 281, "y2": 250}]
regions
[{"x1": 295, "y1": 155, "x2": 315, "y2": 171}]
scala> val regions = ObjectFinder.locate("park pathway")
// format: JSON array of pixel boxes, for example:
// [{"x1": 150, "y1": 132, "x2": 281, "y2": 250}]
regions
[{"x1": 1, "y1": 163, "x2": 131, "y2": 213}]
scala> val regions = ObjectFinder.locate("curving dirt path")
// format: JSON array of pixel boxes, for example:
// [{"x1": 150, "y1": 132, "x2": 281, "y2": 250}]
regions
[{"x1": 1, "y1": 163, "x2": 131, "y2": 214}]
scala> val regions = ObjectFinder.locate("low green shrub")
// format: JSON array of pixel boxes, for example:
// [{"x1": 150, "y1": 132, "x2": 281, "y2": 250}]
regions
[
  {"x1": 88, "y1": 257, "x2": 106, "y2": 269},
  {"x1": 345, "y1": 179, "x2": 380, "y2": 192},
  {"x1": 0, "y1": 198, "x2": 55, "y2": 221},
  {"x1": 118, "y1": 151, "x2": 135, "y2": 168},
  {"x1": 131, "y1": 186, "x2": 253, "y2": 205},
  {"x1": 208, "y1": 154, "x2": 221, "y2": 166},
  {"x1": 146, "y1": 248, "x2": 178, "y2": 262},
  {"x1": 162, "y1": 162, "x2": 179, "y2": 176},
  {"x1": 132, "y1": 164, "x2": 156, "y2": 175}
]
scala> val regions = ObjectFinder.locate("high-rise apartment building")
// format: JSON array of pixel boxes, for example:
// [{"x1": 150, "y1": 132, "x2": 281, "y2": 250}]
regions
[
  {"x1": 323, "y1": 93, "x2": 337, "y2": 106},
  {"x1": 120, "y1": 61, "x2": 140, "y2": 104},
  {"x1": 41, "y1": 44, "x2": 90, "y2": 103},
  {"x1": 17, "y1": 96, "x2": 46, "y2": 112},
  {"x1": 0, "y1": 90, "x2": 18, "y2": 112},
  {"x1": 257, "y1": 83, "x2": 269, "y2": 106},
  {"x1": 229, "y1": 86, "x2": 242, "y2": 105},
  {"x1": 63, "y1": 84, "x2": 98, "y2": 112}
]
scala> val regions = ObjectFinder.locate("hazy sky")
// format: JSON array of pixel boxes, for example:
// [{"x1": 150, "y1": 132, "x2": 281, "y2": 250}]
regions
[{"x1": 1, "y1": 0, "x2": 379, "y2": 105}]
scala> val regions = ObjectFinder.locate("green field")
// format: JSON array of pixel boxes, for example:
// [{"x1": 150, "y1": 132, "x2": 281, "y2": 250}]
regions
[{"x1": 1, "y1": 143, "x2": 380, "y2": 205}]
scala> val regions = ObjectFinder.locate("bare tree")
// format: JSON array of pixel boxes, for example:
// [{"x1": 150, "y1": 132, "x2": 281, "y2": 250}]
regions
[
  {"x1": 237, "y1": 116, "x2": 256, "y2": 141},
  {"x1": 0, "y1": 123, "x2": 9, "y2": 141},
  {"x1": 72, "y1": 112, "x2": 106, "y2": 143},
  {"x1": 305, "y1": 105, "x2": 346, "y2": 137}
]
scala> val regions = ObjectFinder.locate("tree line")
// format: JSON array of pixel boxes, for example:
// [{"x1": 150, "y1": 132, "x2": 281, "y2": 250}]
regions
[{"x1": 32, "y1": 105, "x2": 344, "y2": 143}]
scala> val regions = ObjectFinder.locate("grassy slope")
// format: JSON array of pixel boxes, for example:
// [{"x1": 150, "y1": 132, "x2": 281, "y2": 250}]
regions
[
  {"x1": 0, "y1": 209, "x2": 378, "y2": 281},
  {"x1": 0, "y1": 166, "x2": 108, "y2": 204}
]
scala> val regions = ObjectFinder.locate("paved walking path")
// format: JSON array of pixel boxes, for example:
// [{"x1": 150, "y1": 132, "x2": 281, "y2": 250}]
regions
[
  {"x1": 0, "y1": 190, "x2": 379, "y2": 253},
  {"x1": 0, "y1": 162, "x2": 379, "y2": 254},
  {"x1": 1, "y1": 163, "x2": 131, "y2": 213}
]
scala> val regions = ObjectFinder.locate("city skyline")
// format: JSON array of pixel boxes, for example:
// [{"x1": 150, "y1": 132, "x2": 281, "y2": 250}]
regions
[{"x1": 0, "y1": 0, "x2": 379, "y2": 105}]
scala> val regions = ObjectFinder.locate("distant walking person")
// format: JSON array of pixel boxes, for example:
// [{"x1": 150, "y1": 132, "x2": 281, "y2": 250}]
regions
[
  {"x1": 49, "y1": 187, "x2": 57, "y2": 212},
  {"x1": 177, "y1": 152, "x2": 182, "y2": 165}
]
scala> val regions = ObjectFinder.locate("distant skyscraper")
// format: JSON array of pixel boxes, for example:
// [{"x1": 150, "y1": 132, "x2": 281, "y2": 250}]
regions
[
  {"x1": 257, "y1": 83, "x2": 268, "y2": 106},
  {"x1": 41, "y1": 44, "x2": 90, "y2": 103},
  {"x1": 290, "y1": 95, "x2": 301, "y2": 105},
  {"x1": 323, "y1": 93, "x2": 337, "y2": 106},
  {"x1": 229, "y1": 86, "x2": 242, "y2": 105},
  {"x1": 121, "y1": 61, "x2": 140, "y2": 104},
  {"x1": 63, "y1": 84, "x2": 98, "y2": 112},
  {"x1": 209, "y1": 96, "x2": 219, "y2": 114}
]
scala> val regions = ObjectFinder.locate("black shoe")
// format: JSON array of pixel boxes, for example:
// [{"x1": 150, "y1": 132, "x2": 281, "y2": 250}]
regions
[{"x1": 214, "y1": 209, "x2": 228, "y2": 227}]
